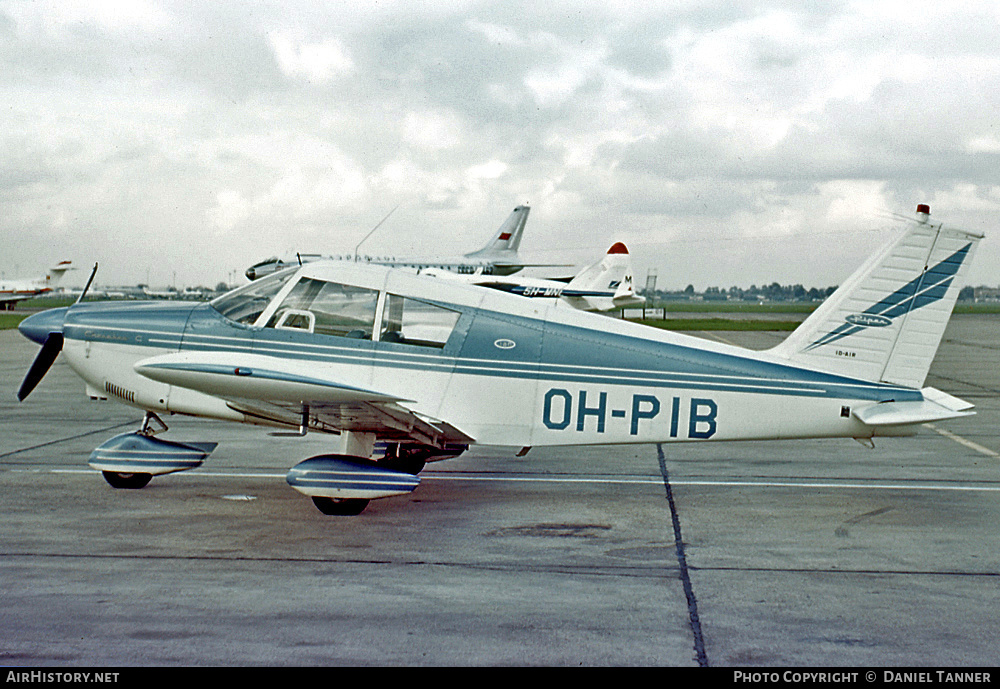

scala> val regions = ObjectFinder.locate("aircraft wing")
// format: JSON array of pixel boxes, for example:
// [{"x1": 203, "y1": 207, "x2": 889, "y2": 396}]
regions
[
  {"x1": 490, "y1": 262, "x2": 575, "y2": 272},
  {"x1": 0, "y1": 292, "x2": 44, "y2": 307},
  {"x1": 134, "y1": 351, "x2": 474, "y2": 448}
]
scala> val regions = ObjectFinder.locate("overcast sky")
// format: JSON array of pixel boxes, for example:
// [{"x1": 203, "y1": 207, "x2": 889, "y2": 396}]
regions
[{"x1": 2, "y1": 0, "x2": 999, "y2": 291}]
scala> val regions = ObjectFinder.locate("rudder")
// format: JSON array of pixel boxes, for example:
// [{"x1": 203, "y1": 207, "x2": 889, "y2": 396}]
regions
[
  {"x1": 770, "y1": 206, "x2": 983, "y2": 389},
  {"x1": 465, "y1": 205, "x2": 530, "y2": 258}
]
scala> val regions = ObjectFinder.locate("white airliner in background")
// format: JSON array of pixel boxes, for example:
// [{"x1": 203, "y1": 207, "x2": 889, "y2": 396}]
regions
[
  {"x1": 0, "y1": 261, "x2": 73, "y2": 310},
  {"x1": 244, "y1": 205, "x2": 560, "y2": 280}
]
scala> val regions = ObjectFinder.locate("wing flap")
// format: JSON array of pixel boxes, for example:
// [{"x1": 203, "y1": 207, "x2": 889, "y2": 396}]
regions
[{"x1": 228, "y1": 398, "x2": 474, "y2": 447}]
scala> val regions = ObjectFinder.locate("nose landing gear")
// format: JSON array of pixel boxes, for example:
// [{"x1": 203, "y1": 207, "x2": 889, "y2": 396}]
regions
[{"x1": 90, "y1": 412, "x2": 217, "y2": 489}]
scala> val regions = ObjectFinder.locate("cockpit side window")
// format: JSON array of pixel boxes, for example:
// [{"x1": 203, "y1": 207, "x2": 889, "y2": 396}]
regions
[
  {"x1": 210, "y1": 270, "x2": 296, "y2": 325},
  {"x1": 379, "y1": 294, "x2": 460, "y2": 348},
  {"x1": 267, "y1": 277, "x2": 379, "y2": 340}
]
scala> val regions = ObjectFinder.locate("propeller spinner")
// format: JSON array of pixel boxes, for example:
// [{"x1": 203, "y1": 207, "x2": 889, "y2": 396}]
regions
[
  {"x1": 16, "y1": 308, "x2": 68, "y2": 401},
  {"x1": 16, "y1": 263, "x2": 95, "y2": 402}
]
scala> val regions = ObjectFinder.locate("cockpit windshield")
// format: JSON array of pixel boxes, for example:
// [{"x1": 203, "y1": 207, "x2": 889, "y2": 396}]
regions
[{"x1": 210, "y1": 269, "x2": 296, "y2": 325}]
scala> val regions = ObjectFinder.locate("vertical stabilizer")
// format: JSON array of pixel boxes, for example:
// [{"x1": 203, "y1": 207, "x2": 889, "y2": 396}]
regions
[
  {"x1": 465, "y1": 205, "x2": 530, "y2": 258},
  {"x1": 566, "y1": 243, "x2": 631, "y2": 292},
  {"x1": 563, "y1": 242, "x2": 645, "y2": 310},
  {"x1": 46, "y1": 261, "x2": 73, "y2": 285},
  {"x1": 770, "y1": 206, "x2": 982, "y2": 389}
]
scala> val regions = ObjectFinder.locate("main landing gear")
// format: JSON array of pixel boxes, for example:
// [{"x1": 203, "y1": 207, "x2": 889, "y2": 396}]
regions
[
  {"x1": 286, "y1": 454, "x2": 422, "y2": 516},
  {"x1": 287, "y1": 441, "x2": 468, "y2": 516}
]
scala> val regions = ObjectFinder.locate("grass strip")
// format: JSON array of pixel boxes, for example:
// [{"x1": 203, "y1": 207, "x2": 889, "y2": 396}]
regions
[
  {"x1": 0, "y1": 313, "x2": 29, "y2": 330},
  {"x1": 639, "y1": 318, "x2": 802, "y2": 331}
]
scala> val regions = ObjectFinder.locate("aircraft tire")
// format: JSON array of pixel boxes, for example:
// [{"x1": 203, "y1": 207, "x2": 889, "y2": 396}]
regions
[
  {"x1": 381, "y1": 456, "x2": 426, "y2": 475},
  {"x1": 311, "y1": 496, "x2": 370, "y2": 516},
  {"x1": 102, "y1": 471, "x2": 153, "y2": 489}
]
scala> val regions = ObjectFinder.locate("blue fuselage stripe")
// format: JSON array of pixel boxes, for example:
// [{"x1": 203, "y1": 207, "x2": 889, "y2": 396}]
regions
[{"x1": 62, "y1": 302, "x2": 920, "y2": 403}]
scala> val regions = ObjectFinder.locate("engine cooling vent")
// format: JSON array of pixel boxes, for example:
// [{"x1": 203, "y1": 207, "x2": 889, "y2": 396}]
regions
[{"x1": 104, "y1": 381, "x2": 136, "y2": 404}]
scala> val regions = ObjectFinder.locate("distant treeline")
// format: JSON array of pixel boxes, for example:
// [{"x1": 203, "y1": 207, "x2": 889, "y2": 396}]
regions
[
  {"x1": 647, "y1": 284, "x2": 989, "y2": 302},
  {"x1": 649, "y1": 283, "x2": 838, "y2": 302}
]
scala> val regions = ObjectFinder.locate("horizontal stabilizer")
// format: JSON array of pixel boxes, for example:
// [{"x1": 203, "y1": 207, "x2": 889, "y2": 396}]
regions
[
  {"x1": 47, "y1": 261, "x2": 73, "y2": 282},
  {"x1": 854, "y1": 387, "x2": 975, "y2": 426}
]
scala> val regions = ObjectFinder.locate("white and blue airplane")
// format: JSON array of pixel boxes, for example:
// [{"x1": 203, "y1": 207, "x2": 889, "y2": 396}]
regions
[
  {"x1": 422, "y1": 241, "x2": 646, "y2": 312},
  {"x1": 16, "y1": 205, "x2": 982, "y2": 516}
]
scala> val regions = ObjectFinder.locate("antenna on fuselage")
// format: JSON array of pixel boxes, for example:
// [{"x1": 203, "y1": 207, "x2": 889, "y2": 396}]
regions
[
  {"x1": 76, "y1": 263, "x2": 99, "y2": 304},
  {"x1": 353, "y1": 205, "x2": 399, "y2": 263}
]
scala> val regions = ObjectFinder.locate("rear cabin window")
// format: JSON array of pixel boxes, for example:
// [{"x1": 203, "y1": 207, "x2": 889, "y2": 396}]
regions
[
  {"x1": 266, "y1": 277, "x2": 379, "y2": 340},
  {"x1": 379, "y1": 294, "x2": 460, "y2": 349}
]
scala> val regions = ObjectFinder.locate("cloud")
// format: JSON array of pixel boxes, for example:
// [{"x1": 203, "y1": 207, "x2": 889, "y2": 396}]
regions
[
  {"x1": 269, "y1": 31, "x2": 354, "y2": 84},
  {"x1": 1, "y1": 0, "x2": 998, "y2": 291}
]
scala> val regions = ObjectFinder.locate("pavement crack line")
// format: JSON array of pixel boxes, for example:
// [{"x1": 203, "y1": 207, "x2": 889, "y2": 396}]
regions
[
  {"x1": 657, "y1": 443, "x2": 709, "y2": 668},
  {"x1": 0, "y1": 420, "x2": 137, "y2": 459}
]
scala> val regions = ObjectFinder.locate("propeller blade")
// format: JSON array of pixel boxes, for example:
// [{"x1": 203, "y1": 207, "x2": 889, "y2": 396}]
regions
[{"x1": 17, "y1": 332, "x2": 64, "y2": 401}]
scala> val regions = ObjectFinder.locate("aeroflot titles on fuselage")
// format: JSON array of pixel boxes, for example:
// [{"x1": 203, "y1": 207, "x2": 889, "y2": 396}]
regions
[{"x1": 542, "y1": 387, "x2": 718, "y2": 439}]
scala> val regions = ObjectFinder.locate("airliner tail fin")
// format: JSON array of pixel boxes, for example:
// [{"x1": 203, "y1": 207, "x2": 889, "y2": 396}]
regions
[{"x1": 465, "y1": 206, "x2": 530, "y2": 258}]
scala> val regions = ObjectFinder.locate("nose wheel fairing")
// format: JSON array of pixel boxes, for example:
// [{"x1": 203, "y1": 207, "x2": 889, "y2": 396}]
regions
[{"x1": 88, "y1": 432, "x2": 218, "y2": 479}]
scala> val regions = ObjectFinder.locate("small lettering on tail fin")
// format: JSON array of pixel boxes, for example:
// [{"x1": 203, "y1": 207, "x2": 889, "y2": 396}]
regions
[{"x1": 770, "y1": 206, "x2": 983, "y2": 389}]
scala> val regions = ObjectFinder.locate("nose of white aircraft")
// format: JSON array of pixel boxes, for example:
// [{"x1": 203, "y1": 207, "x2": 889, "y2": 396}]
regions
[{"x1": 18, "y1": 307, "x2": 68, "y2": 345}]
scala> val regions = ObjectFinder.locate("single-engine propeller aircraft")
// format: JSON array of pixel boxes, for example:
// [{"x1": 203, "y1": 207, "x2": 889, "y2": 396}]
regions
[
  {"x1": 16, "y1": 205, "x2": 983, "y2": 516},
  {"x1": 1, "y1": 261, "x2": 73, "y2": 310},
  {"x1": 422, "y1": 241, "x2": 645, "y2": 312},
  {"x1": 244, "y1": 204, "x2": 555, "y2": 281}
]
